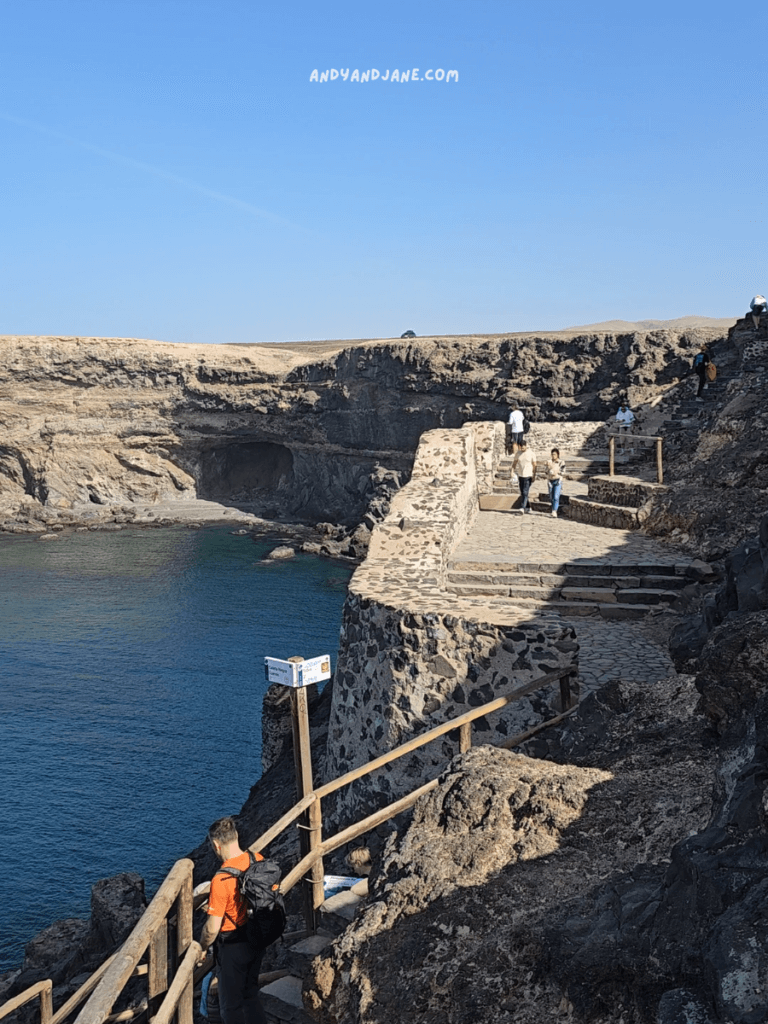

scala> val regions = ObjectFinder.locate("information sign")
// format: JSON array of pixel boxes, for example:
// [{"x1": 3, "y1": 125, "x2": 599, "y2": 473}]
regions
[
  {"x1": 296, "y1": 655, "x2": 332, "y2": 686},
  {"x1": 264, "y1": 654, "x2": 332, "y2": 688},
  {"x1": 264, "y1": 657, "x2": 297, "y2": 686}
]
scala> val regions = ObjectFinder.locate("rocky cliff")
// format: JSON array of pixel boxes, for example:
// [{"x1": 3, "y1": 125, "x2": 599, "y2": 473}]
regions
[{"x1": 0, "y1": 325, "x2": 724, "y2": 529}]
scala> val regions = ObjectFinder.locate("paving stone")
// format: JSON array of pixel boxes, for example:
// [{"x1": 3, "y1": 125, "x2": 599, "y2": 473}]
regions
[
  {"x1": 598, "y1": 604, "x2": 649, "y2": 620},
  {"x1": 260, "y1": 975, "x2": 314, "y2": 1023},
  {"x1": 561, "y1": 587, "x2": 618, "y2": 603},
  {"x1": 616, "y1": 588, "x2": 679, "y2": 605}
]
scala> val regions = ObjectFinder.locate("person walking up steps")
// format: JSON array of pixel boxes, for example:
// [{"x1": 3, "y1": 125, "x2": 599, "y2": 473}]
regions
[
  {"x1": 507, "y1": 404, "x2": 525, "y2": 454},
  {"x1": 199, "y1": 817, "x2": 268, "y2": 1024},
  {"x1": 751, "y1": 295, "x2": 767, "y2": 329},
  {"x1": 692, "y1": 346, "x2": 710, "y2": 401},
  {"x1": 545, "y1": 448, "x2": 565, "y2": 518},
  {"x1": 512, "y1": 439, "x2": 537, "y2": 513}
]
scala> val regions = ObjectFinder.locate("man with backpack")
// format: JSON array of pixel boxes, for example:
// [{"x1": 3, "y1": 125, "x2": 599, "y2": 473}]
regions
[
  {"x1": 199, "y1": 817, "x2": 269, "y2": 1024},
  {"x1": 691, "y1": 346, "x2": 711, "y2": 401}
]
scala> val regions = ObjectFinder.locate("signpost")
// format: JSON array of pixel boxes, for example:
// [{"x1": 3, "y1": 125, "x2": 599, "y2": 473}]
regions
[{"x1": 264, "y1": 653, "x2": 332, "y2": 932}]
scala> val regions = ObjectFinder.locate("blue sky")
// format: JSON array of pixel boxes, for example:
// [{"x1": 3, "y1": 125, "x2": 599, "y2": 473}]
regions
[{"x1": 0, "y1": 0, "x2": 765, "y2": 343}]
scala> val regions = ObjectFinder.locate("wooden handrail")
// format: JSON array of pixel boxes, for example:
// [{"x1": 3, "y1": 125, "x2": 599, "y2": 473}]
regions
[
  {"x1": 75, "y1": 860, "x2": 193, "y2": 1024},
  {"x1": 148, "y1": 942, "x2": 200, "y2": 1024},
  {"x1": 312, "y1": 666, "x2": 568, "y2": 802},
  {"x1": 281, "y1": 777, "x2": 441, "y2": 894},
  {"x1": 50, "y1": 956, "x2": 118, "y2": 1024},
  {"x1": 5, "y1": 663, "x2": 576, "y2": 1024},
  {"x1": 0, "y1": 980, "x2": 52, "y2": 1024}
]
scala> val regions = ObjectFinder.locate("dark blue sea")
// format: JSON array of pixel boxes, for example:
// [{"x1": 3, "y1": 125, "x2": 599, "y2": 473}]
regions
[{"x1": 0, "y1": 526, "x2": 352, "y2": 973}]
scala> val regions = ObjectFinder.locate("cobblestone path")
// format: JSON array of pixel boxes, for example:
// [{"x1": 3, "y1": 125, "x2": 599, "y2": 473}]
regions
[
  {"x1": 452, "y1": 509, "x2": 685, "y2": 569},
  {"x1": 452, "y1": 510, "x2": 683, "y2": 691}
]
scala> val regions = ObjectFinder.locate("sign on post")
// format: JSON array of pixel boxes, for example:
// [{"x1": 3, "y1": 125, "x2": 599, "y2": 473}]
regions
[
  {"x1": 263, "y1": 651, "x2": 333, "y2": 933},
  {"x1": 264, "y1": 654, "x2": 332, "y2": 688}
]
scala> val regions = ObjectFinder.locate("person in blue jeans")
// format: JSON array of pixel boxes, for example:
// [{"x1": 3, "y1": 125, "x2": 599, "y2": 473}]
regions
[{"x1": 545, "y1": 448, "x2": 566, "y2": 518}]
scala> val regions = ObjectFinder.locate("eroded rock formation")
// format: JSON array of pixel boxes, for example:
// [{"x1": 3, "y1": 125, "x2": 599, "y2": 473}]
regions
[
  {"x1": 305, "y1": 677, "x2": 713, "y2": 1024},
  {"x1": 0, "y1": 326, "x2": 723, "y2": 530}
]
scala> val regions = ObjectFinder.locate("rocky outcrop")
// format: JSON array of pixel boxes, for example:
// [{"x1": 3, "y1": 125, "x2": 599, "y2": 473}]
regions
[
  {"x1": 305, "y1": 670, "x2": 714, "y2": 1024},
  {"x1": 6, "y1": 873, "x2": 146, "y2": 1009},
  {"x1": 0, "y1": 327, "x2": 722, "y2": 529},
  {"x1": 669, "y1": 510, "x2": 767, "y2": 673},
  {"x1": 643, "y1": 313, "x2": 768, "y2": 558}
]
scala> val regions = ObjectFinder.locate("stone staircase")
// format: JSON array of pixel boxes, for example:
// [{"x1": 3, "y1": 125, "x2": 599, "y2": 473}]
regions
[
  {"x1": 487, "y1": 450, "x2": 658, "y2": 529},
  {"x1": 445, "y1": 558, "x2": 693, "y2": 620},
  {"x1": 654, "y1": 372, "x2": 736, "y2": 460},
  {"x1": 258, "y1": 883, "x2": 367, "y2": 1023}
]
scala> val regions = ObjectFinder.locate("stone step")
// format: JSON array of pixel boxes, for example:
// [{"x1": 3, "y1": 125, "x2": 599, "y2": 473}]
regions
[
  {"x1": 446, "y1": 569, "x2": 689, "y2": 591},
  {"x1": 260, "y1": 974, "x2": 314, "y2": 1023},
  {"x1": 488, "y1": 596, "x2": 657, "y2": 620},
  {"x1": 286, "y1": 934, "x2": 334, "y2": 978},
  {"x1": 318, "y1": 889, "x2": 362, "y2": 934},
  {"x1": 449, "y1": 559, "x2": 687, "y2": 577},
  {"x1": 615, "y1": 587, "x2": 681, "y2": 606}
]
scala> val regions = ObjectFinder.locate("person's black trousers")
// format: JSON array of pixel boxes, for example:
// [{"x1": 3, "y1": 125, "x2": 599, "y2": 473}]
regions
[{"x1": 217, "y1": 935, "x2": 267, "y2": 1024}]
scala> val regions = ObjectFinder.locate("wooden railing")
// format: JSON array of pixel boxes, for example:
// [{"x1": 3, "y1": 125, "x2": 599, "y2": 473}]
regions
[
  {"x1": 0, "y1": 981, "x2": 52, "y2": 1024},
  {"x1": 608, "y1": 433, "x2": 663, "y2": 483},
  {"x1": 4, "y1": 664, "x2": 576, "y2": 1024}
]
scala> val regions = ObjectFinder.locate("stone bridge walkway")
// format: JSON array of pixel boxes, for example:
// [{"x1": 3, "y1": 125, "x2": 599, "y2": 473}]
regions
[{"x1": 450, "y1": 510, "x2": 682, "y2": 696}]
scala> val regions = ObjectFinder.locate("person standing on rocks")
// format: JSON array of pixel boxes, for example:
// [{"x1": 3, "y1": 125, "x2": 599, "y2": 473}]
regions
[
  {"x1": 507, "y1": 404, "x2": 525, "y2": 455},
  {"x1": 198, "y1": 817, "x2": 268, "y2": 1024},
  {"x1": 692, "y1": 346, "x2": 711, "y2": 401},
  {"x1": 750, "y1": 295, "x2": 767, "y2": 329},
  {"x1": 545, "y1": 448, "x2": 565, "y2": 518},
  {"x1": 512, "y1": 439, "x2": 537, "y2": 513}
]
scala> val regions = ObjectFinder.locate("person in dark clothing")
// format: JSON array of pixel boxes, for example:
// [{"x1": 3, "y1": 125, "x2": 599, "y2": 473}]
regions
[
  {"x1": 692, "y1": 346, "x2": 710, "y2": 400},
  {"x1": 199, "y1": 818, "x2": 268, "y2": 1024}
]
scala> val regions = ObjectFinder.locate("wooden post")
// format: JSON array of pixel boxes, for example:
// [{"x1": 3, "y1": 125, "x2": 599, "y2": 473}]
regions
[
  {"x1": 608, "y1": 435, "x2": 615, "y2": 476},
  {"x1": 40, "y1": 982, "x2": 53, "y2": 1024},
  {"x1": 656, "y1": 437, "x2": 663, "y2": 484},
  {"x1": 174, "y1": 866, "x2": 193, "y2": 1024},
  {"x1": 459, "y1": 721, "x2": 472, "y2": 753},
  {"x1": 148, "y1": 919, "x2": 169, "y2": 1021},
  {"x1": 288, "y1": 658, "x2": 323, "y2": 933}
]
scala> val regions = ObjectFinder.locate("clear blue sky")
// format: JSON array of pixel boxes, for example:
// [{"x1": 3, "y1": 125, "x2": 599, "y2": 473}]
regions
[{"x1": 0, "y1": 0, "x2": 765, "y2": 343}]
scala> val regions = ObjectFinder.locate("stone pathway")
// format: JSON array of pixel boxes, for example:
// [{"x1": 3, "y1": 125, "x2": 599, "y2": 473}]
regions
[
  {"x1": 562, "y1": 617, "x2": 676, "y2": 696},
  {"x1": 452, "y1": 510, "x2": 686, "y2": 569},
  {"x1": 450, "y1": 510, "x2": 682, "y2": 691}
]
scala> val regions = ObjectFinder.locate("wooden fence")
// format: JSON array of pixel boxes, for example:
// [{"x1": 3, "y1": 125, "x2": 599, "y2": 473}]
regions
[{"x1": 3, "y1": 664, "x2": 576, "y2": 1024}]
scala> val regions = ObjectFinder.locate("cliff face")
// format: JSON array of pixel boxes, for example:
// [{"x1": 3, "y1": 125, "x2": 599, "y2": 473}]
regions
[{"x1": 0, "y1": 327, "x2": 721, "y2": 526}]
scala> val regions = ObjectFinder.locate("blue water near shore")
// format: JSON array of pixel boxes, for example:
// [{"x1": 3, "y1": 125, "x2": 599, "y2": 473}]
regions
[{"x1": 0, "y1": 526, "x2": 352, "y2": 973}]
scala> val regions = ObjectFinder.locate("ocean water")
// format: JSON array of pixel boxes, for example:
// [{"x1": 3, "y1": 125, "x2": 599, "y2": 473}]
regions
[{"x1": 0, "y1": 526, "x2": 352, "y2": 973}]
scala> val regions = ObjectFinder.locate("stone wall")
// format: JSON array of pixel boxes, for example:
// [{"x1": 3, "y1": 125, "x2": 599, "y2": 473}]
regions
[
  {"x1": 326, "y1": 421, "x2": 578, "y2": 825},
  {"x1": 587, "y1": 475, "x2": 666, "y2": 509},
  {"x1": 526, "y1": 420, "x2": 609, "y2": 455},
  {"x1": 566, "y1": 497, "x2": 640, "y2": 530}
]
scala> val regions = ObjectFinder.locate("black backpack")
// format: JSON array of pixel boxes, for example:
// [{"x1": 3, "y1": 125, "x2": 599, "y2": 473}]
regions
[
  {"x1": 217, "y1": 853, "x2": 287, "y2": 948},
  {"x1": 522, "y1": 417, "x2": 531, "y2": 434}
]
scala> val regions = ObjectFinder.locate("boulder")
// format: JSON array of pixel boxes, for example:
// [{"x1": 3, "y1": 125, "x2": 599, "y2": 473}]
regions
[
  {"x1": 87, "y1": 873, "x2": 146, "y2": 952},
  {"x1": 265, "y1": 545, "x2": 295, "y2": 560}
]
